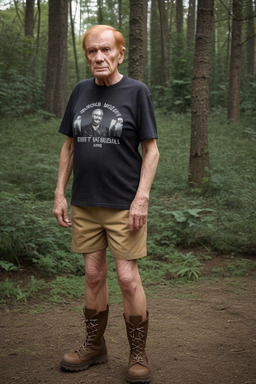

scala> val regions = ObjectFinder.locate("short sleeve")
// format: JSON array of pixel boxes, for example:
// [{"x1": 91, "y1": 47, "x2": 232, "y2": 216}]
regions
[
  {"x1": 137, "y1": 89, "x2": 158, "y2": 142},
  {"x1": 58, "y1": 90, "x2": 75, "y2": 137}
]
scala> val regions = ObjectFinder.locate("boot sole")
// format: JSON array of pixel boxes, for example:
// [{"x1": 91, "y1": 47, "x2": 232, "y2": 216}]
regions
[
  {"x1": 126, "y1": 374, "x2": 151, "y2": 384},
  {"x1": 60, "y1": 354, "x2": 108, "y2": 372}
]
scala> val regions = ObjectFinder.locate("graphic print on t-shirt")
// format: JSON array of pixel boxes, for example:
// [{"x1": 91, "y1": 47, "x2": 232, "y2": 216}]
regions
[{"x1": 73, "y1": 102, "x2": 123, "y2": 148}]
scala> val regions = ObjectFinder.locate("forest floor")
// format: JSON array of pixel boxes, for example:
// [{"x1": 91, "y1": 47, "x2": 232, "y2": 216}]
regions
[{"x1": 0, "y1": 257, "x2": 256, "y2": 384}]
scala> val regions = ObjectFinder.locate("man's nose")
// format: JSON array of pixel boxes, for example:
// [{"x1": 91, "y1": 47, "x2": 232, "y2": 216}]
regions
[{"x1": 95, "y1": 50, "x2": 104, "y2": 61}]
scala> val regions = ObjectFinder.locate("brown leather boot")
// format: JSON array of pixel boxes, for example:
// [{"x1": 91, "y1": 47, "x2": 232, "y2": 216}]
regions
[
  {"x1": 124, "y1": 312, "x2": 150, "y2": 383},
  {"x1": 60, "y1": 306, "x2": 109, "y2": 372}
]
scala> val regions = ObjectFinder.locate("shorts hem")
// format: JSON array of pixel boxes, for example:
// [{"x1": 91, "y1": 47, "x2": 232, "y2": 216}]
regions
[
  {"x1": 108, "y1": 246, "x2": 147, "y2": 260},
  {"x1": 111, "y1": 252, "x2": 147, "y2": 260},
  {"x1": 71, "y1": 245, "x2": 107, "y2": 254},
  {"x1": 71, "y1": 245, "x2": 147, "y2": 260}
]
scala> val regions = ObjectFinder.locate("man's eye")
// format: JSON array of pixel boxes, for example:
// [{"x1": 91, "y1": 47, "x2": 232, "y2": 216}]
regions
[{"x1": 103, "y1": 48, "x2": 110, "y2": 52}]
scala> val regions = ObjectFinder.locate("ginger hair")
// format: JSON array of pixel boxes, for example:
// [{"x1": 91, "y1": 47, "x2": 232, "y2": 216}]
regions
[{"x1": 82, "y1": 25, "x2": 125, "y2": 54}]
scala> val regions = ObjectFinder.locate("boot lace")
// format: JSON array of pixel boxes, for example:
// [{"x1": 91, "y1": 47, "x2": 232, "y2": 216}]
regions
[
  {"x1": 128, "y1": 325, "x2": 145, "y2": 364},
  {"x1": 78, "y1": 318, "x2": 98, "y2": 352}
]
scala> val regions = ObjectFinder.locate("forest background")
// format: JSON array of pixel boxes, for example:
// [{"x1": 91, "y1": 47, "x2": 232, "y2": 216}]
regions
[{"x1": 0, "y1": 0, "x2": 256, "y2": 304}]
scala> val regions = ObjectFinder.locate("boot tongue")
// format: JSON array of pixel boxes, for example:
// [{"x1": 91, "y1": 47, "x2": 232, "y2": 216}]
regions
[
  {"x1": 129, "y1": 315, "x2": 142, "y2": 326},
  {"x1": 84, "y1": 307, "x2": 97, "y2": 318}
]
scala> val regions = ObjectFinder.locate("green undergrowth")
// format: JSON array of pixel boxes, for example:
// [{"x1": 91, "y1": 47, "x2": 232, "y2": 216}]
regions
[
  {"x1": 0, "y1": 111, "x2": 256, "y2": 304},
  {"x1": 1, "y1": 252, "x2": 255, "y2": 305}
]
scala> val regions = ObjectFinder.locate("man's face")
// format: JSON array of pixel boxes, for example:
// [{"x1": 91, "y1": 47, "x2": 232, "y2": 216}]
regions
[
  {"x1": 91, "y1": 109, "x2": 103, "y2": 126},
  {"x1": 85, "y1": 30, "x2": 125, "y2": 85}
]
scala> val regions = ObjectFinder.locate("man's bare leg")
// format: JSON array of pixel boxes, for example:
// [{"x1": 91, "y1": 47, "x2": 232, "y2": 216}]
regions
[
  {"x1": 115, "y1": 258, "x2": 147, "y2": 320},
  {"x1": 83, "y1": 249, "x2": 108, "y2": 312}
]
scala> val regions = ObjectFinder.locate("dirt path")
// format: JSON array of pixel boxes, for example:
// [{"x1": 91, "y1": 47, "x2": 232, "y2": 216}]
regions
[{"x1": 1, "y1": 276, "x2": 256, "y2": 384}]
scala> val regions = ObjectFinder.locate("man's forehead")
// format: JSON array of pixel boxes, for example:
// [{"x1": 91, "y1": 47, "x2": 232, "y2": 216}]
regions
[{"x1": 85, "y1": 30, "x2": 116, "y2": 48}]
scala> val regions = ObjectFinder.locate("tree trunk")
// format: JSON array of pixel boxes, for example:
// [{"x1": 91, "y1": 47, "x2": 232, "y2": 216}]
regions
[
  {"x1": 70, "y1": 0, "x2": 80, "y2": 82},
  {"x1": 189, "y1": 0, "x2": 214, "y2": 188},
  {"x1": 25, "y1": 0, "x2": 35, "y2": 38},
  {"x1": 158, "y1": 0, "x2": 169, "y2": 86},
  {"x1": 150, "y1": 0, "x2": 161, "y2": 86},
  {"x1": 209, "y1": 15, "x2": 215, "y2": 107},
  {"x1": 143, "y1": 0, "x2": 148, "y2": 83},
  {"x1": 227, "y1": 0, "x2": 242, "y2": 122},
  {"x1": 30, "y1": 0, "x2": 41, "y2": 69},
  {"x1": 168, "y1": 0, "x2": 175, "y2": 67},
  {"x1": 187, "y1": 0, "x2": 196, "y2": 47},
  {"x1": 128, "y1": 0, "x2": 147, "y2": 82},
  {"x1": 24, "y1": 0, "x2": 35, "y2": 71},
  {"x1": 246, "y1": 0, "x2": 255, "y2": 75},
  {"x1": 45, "y1": 0, "x2": 68, "y2": 118},
  {"x1": 226, "y1": 1, "x2": 232, "y2": 71},
  {"x1": 118, "y1": 0, "x2": 122, "y2": 29},
  {"x1": 97, "y1": 0, "x2": 103, "y2": 24},
  {"x1": 176, "y1": 0, "x2": 183, "y2": 34}
]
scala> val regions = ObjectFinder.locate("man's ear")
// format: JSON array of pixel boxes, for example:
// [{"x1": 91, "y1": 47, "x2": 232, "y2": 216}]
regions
[{"x1": 118, "y1": 47, "x2": 125, "y2": 65}]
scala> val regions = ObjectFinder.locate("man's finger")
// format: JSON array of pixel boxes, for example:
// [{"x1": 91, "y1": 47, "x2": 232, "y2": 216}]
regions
[
  {"x1": 63, "y1": 217, "x2": 72, "y2": 227},
  {"x1": 129, "y1": 213, "x2": 134, "y2": 232}
]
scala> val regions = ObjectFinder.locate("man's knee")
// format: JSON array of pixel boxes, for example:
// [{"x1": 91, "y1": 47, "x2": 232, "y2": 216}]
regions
[
  {"x1": 116, "y1": 261, "x2": 141, "y2": 296},
  {"x1": 84, "y1": 252, "x2": 108, "y2": 288}
]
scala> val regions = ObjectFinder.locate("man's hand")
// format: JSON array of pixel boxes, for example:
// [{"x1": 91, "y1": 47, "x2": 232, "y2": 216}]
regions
[
  {"x1": 53, "y1": 195, "x2": 72, "y2": 228},
  {"x1": 53, "y1": 137, "x2": 74, "y2": 228},
  {"x1": 129, "y1": 196, "x2": 148, "y2": 232},
  {"x1": 128, "y1": 139, "x2": 159, "y2": 232}
]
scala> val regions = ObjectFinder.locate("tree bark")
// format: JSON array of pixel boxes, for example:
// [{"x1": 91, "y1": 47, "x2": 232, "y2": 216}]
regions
[
  {"x1": 227, "y1": 0, "x2": 242, "y2": 122},
  {"x1": 23, "y1": 0, "x2": 35, "y2": 110},
  {"x1": 45, "y1": 0, "x2": 68, "y2": 118},
  {"x1": 128, "y1": 0, "x2": 147, "y2": 82},
  {"x1": 158, "y1": 0, "x2": 169, "y2": 86},
  {"x1": 150, "y1": 0, "x2": 161, "y2": 86},
  {"x1": 118, "y1": 0, "x2": 122, "y2": 29},
  {"x1": 30, "y1": 0, "x2": 41, "y2": 69},
  {"x1": 176, "y1": 0, "x2": 183, "y2": 34},
  {"x1": 97, "y1": 0, "x2": 103, "y2": 24},
  {"x1": 226, "y1": 1, "x2": 232, "y2": 71},
  {"x1": 143, "y1": 0, "x2": 148, "y2": 83},
  {"x1": 246, "y1": 0, "x2": 255, "y2": 75},
  {"x1": 189, "y1": 0, "x2": 214, "y2": 188},
  {"x1": 187, "y1": 0, "x2": 196, "y2": 48},
  {"x1": 24, "y1": 0, "x2": 35, "y2": 71},
  {"x1": 25, "y1": 0, "x2": 35, "y2": 38},
  {"x1": 70, "y1": 0, "x2": 80, "y2": 82}
]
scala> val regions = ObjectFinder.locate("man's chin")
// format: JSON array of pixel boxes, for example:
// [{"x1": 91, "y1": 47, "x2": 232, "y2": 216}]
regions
[{"x1": 93, "y1": 69, "x2": 109, "y2": 77}]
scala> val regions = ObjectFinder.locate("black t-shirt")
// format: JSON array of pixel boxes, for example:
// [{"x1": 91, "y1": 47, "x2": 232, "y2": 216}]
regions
[{"x1": 59, "y1": 76, "x2": 158, "y2": 209}]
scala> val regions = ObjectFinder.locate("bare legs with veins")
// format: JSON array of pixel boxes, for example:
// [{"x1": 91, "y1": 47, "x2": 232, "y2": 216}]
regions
[{"x1": 84, "y1": 249, "x2": 147, "y2": 321}]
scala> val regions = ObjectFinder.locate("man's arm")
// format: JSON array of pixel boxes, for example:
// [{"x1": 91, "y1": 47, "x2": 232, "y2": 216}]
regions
[
  {"x1": 53, "y1": 136, "x2": 74, "y2": 228},
  {"x1": 129, "y1": 138, "x2": 159, "y2": 232}
]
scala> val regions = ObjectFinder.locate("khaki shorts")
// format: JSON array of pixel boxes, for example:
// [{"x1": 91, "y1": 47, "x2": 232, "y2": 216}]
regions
[{"x1": 71, "y1": 206, "x2": 147, "y2": 260}]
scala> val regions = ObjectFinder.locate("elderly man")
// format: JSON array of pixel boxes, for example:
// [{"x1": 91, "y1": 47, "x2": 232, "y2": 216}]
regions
[{"x1": 53, "y1": 24, "x2": 159, "y2": 384}]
